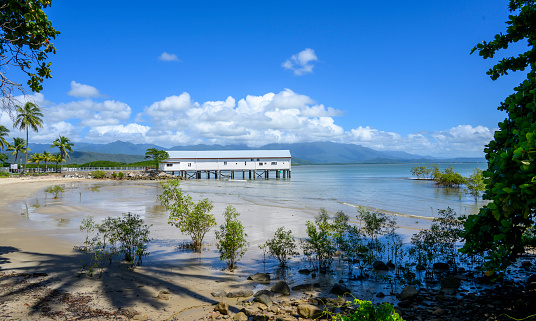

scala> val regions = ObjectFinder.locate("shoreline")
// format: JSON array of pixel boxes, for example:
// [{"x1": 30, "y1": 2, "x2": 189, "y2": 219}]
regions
[
  {"x1": 0, "y1": 176, "x2": 441, "y2": 320},
  {"x1": 0, "y1": 177, "x2": 230, "y2": 320}
]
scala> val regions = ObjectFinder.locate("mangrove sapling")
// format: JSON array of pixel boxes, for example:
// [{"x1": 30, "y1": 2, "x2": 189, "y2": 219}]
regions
[
  {"x1": 386, "y1": 232, "x2": 405, "y2": 273},
  {"x1": 434, "y1": 208, "x2": 463, "y2": 266},
  {"x1": 79, "y1": 216, "x2": 97, "y2": 253},
  {"x1": 409, "y1": 229, "x2": 435, "y2": 270},
  {"x1": 77, "y1": 216, "x2": 119, "y2": 277},
  {"x1": 333, "y1": 210, "x2": 352, "y2": 255},
  {"x1": 215, "y1": 205, "x2": 248, "y2": 271},
  {"x1": 260, "y1": 226, "x2": 299, "y2": 267},
  {"x1": 114, "y1": 212, "x2": 152, "y2": 268},
  {"x1": 337, "y1": 225, "x2": 366, "y2": 278},
  {"x1": 77, "y1": 213, "x2": 152, "y2": 276},
  {"x1": 358, "y1": 208, "x2": 397, "y2": 262},
  {"x1": 159, "y1": 179, "x2": 216, "y2": 251},
  {"x1": 302, "y1": 208, "x2": 336, "y2": 272},
  {"x1": 44, "y1": 185, "x2": 64, "y2": 198}
]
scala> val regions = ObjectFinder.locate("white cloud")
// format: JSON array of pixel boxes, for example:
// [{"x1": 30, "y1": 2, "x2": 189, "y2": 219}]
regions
[
  {"x1": 6, "y1": 84, "x2": 495, "y2": 158},
  {"x1": 346, "y1": 125, "x2": 495, "y2": 157},
  {"x1": 30, "y1": 121, "x2": 80, "y2": 144},
  {"x1": 282, "y1": 48, "x2": 319, "y2": 75},
  {"x1": 158, "y1": 52, "x2": 181, "y2": 62},
  {"x1": 67, "y1": 81, "x2": 103, "y2": 98},
  {"x1": 47, "y1": 99, "x2": 131, "y2": 127}
]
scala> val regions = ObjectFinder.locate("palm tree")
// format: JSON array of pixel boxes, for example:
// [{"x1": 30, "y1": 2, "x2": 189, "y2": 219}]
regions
[
  {"x1": 52, "y1": 153, "x2": 65, "y2": 173},
  {"x1": 13, "y1": 102, "x2": 43, "y2": 173},
  {"x1": 28, "y1": 152, "x2": 43, "y2": 173},
  {"x1": 0, "y1": 125, "x2": 10, "y2": 152},
  {"x1": 7, "y1": 137, "x2": 27, "y2": 169},
  {"x1": 42, "y1": 150, "x2": 53, "y2": 172},
  {"x1": 51, "y1": 136, "x2": 74, "y2": 173}
]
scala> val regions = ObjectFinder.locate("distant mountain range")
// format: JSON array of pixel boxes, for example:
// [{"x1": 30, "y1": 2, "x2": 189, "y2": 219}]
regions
[{"x1": 18, "y1": 140, "x2": 485, "y2": 165}]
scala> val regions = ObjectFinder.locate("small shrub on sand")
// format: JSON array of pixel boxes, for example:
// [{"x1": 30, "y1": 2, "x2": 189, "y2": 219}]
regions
[
  {"x1": 45, "y1": 185, "x2": 64, "y2": 198},
  {"x1": 91, "y1": 170, "x2": 106, "y2": 179},
  {"x1": 215, "y1": 205, "x2": 248, "y2": 271},
  {"x1": 260, "y1": 226, "x2": 299, "y2": 267}
]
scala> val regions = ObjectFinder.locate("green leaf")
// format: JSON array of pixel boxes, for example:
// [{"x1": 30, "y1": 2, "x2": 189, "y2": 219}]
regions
[{"x1": 502, "y1": 187, "x2": 513, "y2": 194}]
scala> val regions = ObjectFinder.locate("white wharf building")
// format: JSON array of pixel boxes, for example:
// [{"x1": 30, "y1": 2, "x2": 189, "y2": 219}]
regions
[{"x1": 160, "y1": 150, "x2": 291, "y2": 179}]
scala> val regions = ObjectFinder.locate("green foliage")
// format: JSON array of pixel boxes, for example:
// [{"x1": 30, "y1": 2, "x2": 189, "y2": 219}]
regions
[
  {"x1": 77, "y1": 213, "x2": 151, "y2": 276},
  {"x1": 52, "y1": 153, "x2": 65, "y2": 172},
  {"x1": 113, "y1": 212, "x2": 152, "y2": 266},
  {"x1": 44, "y1": 184, "x2": 64, "y2": 198},
  {"x1": 328, "y1": 297, "x2": 404, "y2": 321},
  {"x1": 159, "y1": 179, "x2": 216, "y2": 250},
  {"x1": 79, "y1": 160, "x2": 125, "y2": 168},
  {"x1": 215, "y1": 205, "x2": 248, "y2": 271},
  {"x1": 358, "y1": 209, "x2": 397, "y2": 262},
  {"x1": 0, "y1": 125, "x2": 9, "y2": 152},
  {"x1": 436, "y1": 166, "x2": 466, "y2": 188},
  {"x1": 429, "y1": 164, "x2": 441, "y2": 180},
  {"x1": 462, "y1": 0, "x2": 536, "y2": 273},
  {"x1": 410, "y1": 166, "x2": 431, "y2": 179},
  {"x1": 51, "y1": 136, "x2": 73, "y2": 172},
  {"x1": 465, "y1": 168, "x2": 486, "y2": 201},
  {"x1": 14, "y1": 102, "x2": 43, "y2": 173},
  {"x1": 409, "y1": 208, "x2": 463, "y2": 269},
  {"x1": 0, "y1": 170, "x2": 11, "y2": 177},
  {"x1": 91, "y1": 170, "x2": 106, "y2": 179},
  {"x1": 302, "y1": 208, "x2": 336, "y2": 272},
  {"x1": 260, "y1": 227, "x2": 299, "y2": 267},
  {"x1": 118, "y1": 171, "x2": 124, "y2": 179},
  {"x1": 111, "y1": 171, "x2": 117, "y2": 179},
  {"x1": 7, "y1": 137, "x2": 27, "y2": 165},
  {"x1": 145, "y1": 148, "x2": 169, "y2": 170},
  {"x1": 0, "y1": 0, "x2": 60, "y2": 109},
  {"x1": 80, "y1": 216, "x2": 96, "y2": 253}
]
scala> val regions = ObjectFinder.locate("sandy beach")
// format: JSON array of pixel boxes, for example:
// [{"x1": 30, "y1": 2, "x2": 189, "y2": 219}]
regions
[
  {"x1": 0, "y1": 176, "x2": 276, "y2": 320},
  {"x1": 0, "y1": 175, "x2": 433, "y2": 320}
]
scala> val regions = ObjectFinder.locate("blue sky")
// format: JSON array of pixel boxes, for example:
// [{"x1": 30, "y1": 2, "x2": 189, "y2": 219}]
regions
[{"x1": 1, "y1": 0, "x2": 530, "y2": 157}]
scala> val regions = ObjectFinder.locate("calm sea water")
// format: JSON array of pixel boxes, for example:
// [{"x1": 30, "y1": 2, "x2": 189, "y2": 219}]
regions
[
  {"x1": 181, "y1": 163, "x2": 487, "y2": 220},
  {"x1": 11, "y1": 162, "x2": 487, "y2": 293}
]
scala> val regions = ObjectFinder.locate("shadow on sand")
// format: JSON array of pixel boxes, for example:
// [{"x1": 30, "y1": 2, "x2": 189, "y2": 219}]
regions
[{"x1": 0, "y1": 246, "x2": 252, "y2": 318}]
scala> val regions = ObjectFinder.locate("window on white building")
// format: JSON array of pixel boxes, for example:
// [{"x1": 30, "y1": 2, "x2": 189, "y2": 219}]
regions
[
  {"x1": 224, "y1": 161, "x2": 227, "y2": 165},
  {"x1": 166, "y1": 164, "x2": 173, "y2": 167},
  {"x1": 271, "y1": 162, "x2": 277, "y2": 165},
  {"x1": 188, "y1": 163, "x2": 192, "y2": 167},
  {"x1": 259, "y1": 162, "x2": 263, "y2": 166}
]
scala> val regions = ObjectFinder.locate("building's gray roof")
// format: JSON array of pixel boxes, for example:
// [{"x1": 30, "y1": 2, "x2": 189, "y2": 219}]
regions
[{"x1": 166, "y1": 150, "x2": 291, "y2": 159}]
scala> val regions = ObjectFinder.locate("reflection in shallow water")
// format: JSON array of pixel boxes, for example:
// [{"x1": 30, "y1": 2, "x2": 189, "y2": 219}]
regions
[{"x1": 12, "y1": 164, "x2": 488, "y2": 301}]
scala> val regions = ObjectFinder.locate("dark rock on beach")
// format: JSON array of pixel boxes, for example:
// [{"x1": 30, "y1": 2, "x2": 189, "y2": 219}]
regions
[
  {"x1": 253, "y1": 293, "x2": 273, "y2": 307},
  {"x1": 400, "y1": 285, "x2": 418, "y2": 300},
  {"x1": 271, "y1": 281, "x2": 291, "y2": 295},
  {"x1": 227, "y1": 289, "x2": 254, "y2": 298},
  {"x1": 247, "y1": 272, "x2": 270, "y2": 283},
  {"x1": 214, "y1": 301, "x2": 230, "y2": 315},
  {"x1": 291, "y1": 283, "x2": 314, "y2": 292},
  {"x1": 433, "y1": 262, "x2": 450, "y2": 270},
  {"x1": 441, "y1": 276, "x2": 461, "y2": 289},
  {"x1": 373, "y1": 260, "x2": 389, "y2": 270},
  {"x1": 211, "y1": 289, "x2": 227, "y2": 297},
  {"x1": 330, "y1": 283, "x2": 351, "y2": 296}
]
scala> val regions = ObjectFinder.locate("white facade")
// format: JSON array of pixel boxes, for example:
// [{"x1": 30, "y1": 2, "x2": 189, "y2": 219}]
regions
[{"x1": 160, "y1": 150, "x2": 291, "y2": 172}]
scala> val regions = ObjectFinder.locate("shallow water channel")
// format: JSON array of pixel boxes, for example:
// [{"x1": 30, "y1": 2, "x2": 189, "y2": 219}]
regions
[{"x1": 9, "y1": 164, "x2": 489, "y2": 302}]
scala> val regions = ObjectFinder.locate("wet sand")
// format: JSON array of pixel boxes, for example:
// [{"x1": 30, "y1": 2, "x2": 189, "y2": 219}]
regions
[{"x1": 0, "y1": 176, "x2": 425, "y2": 320}]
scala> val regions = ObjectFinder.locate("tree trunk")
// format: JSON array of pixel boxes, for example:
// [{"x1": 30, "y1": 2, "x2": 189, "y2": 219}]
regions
[{"x1": 24, "y1": 128, "x2": 28, "y2": 174}]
